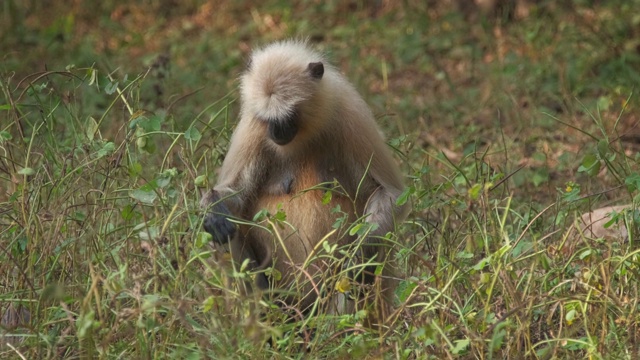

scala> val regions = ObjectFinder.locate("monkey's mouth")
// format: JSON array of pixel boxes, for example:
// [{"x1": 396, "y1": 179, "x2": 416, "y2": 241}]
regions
[{"x1": 267, "y1": 111, "x2": 299, "y2": 145}]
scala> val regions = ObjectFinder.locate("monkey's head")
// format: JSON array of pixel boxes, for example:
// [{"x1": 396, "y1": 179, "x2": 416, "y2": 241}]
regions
[{"x1": 240, "y1": 41, "x2": 327, "y2": 147}]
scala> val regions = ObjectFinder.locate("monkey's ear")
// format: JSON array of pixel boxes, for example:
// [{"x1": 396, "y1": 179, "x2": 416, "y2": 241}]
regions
[
  {"x1": 308, "y1": 62, "x2": 324, "y2": 79},
  {"x1": 245, "y1": 57, "x2": 253, "y2": 71}
]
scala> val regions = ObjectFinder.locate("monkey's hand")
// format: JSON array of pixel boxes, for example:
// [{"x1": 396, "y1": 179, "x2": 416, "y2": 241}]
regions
[{"x1": 201, "y1": 191, "x2": 237, "y2": 244}]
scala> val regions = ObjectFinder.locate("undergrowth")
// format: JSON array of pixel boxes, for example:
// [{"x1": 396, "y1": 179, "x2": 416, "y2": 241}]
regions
[{"x1": 2, "y1": 1, "x2": 640, "y2": 359}]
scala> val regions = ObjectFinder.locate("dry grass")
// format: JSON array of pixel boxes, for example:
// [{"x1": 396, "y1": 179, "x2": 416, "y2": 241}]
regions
[{"x1": 2, "y1": 1, "x2": 640, "y2": 358}]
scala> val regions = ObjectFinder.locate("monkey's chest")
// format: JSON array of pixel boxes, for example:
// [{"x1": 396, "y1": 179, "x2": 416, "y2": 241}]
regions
[{"x1": 247, "y1": 162, "x2": 355, "y2": 245}]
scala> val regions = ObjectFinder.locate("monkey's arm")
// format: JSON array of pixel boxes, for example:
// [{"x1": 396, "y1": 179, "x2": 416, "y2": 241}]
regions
[
  {"x1": 336, "y1": 97, "x2": 409, "y2": 237},
  {"x1": 201, "y1": 121, "x2": 266, "y2": 243},
  {"x1": 357, "y1": 150, "x2": 409, "y2": 295},
  {"x1": 353, "y1": 126, "x2": 409, "y2": 240}
]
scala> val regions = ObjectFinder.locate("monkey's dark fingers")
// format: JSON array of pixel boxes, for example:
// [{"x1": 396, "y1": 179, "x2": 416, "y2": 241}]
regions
[
  {"x1": 203, "y1": 212, "x2": 236, "y2": 244},
  {"x1": 201, "y1": 190, "x2": 238, "y2": 243}
]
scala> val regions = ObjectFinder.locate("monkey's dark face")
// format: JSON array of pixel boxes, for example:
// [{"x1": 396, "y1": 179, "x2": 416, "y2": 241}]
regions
[{"x1": 268, "y1": 110, "x2": 299, "y2": 145}]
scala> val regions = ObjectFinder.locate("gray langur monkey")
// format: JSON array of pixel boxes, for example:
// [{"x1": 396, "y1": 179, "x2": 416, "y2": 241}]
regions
[{"x1": 201, "y1": 40, "x2": 409, "y2": 322}]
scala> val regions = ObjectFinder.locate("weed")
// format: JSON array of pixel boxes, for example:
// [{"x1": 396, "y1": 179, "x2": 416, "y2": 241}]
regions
[{"x1": 2, "y1": 1, "x2": 640, "y2": 359}]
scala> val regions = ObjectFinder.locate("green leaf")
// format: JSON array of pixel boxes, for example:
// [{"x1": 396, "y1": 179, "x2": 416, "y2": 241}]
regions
[
  {"x1": 0, "y1": 130, "x2": 12, "y2": 141},
  {"x1": 139, "y1": 180, "x2": 158, "y2": 192},
  {"x1": 138, "y1": 226, "x2": 159, "y2": 240},
  {"x1": 194, "y1": 175, "x2": 208, "y2": 187},
  {"x1": 396, "y1": 279, "x2": 418, "y2": 302},
  {"x1": 349, "y1": 223, "x2": 364, "y2": 236},
  {"x1": 156, "y1": 174, "x2": 172, "y2": 188},
  {"x1": 147, "y1": 115, "x2": 163, "y2": 131},
  {"x1": 332, "y1": 212, "x2": 347, "y2": 229},
  {"x1": 321, "y1": 189, "x2": 332, "y2": 205},
  {"x1": 269, "y1": 267, "x2": 282, "y2": 281},
  {"x1": 489, "y1": 322, "x2": 508, "y2": 352},
  {"x1": 87, "y1": 67, "x2": 98, "y2": 86},
  {"x1": 120, "y1": 204, "x2": 136, "y2": 221},
  {"x1": 184, "y1": 126, "x2": 201, "y2": 141},
  {"x1": 105, "y1": 81, "x2": 119, "y2": 95},
  {"x1": 597, "y1": 139, "x2": 610, "y2": 158},
  {"x1": 129, "y1": 163, "x2": 143, "y2": 177},
  {"x1": 597, "y1": 95, "x2": 612, "y2": 111},
  {"x1": 531, "y1": 168, "x2": 549, "y2": 187},
  {"x1": 95, "y1": 141, "x2": 115, "y2": 158},
  {"x1": 162, "y1": 168, "x2": 178, "y2": 177},
  {"x1": 195, "y1": 232, "x2": 212, "y2": 248},
  {"x1": 137, "y1": 115, "x2": 162, "y2": 132},
  {"x1": 253, "y1": 209, "x2": 269, "y2": 222},
  {"x1": 579, "y1": 249, "x2": 592, "y2": 260},
  {"x1": 456, "y1": 251, "x2": 474, "y2": 259},
  {"x1": 374, "y1": 264, "x2": 383, "y2": 276},
  {"x1": 468, "y1": 183, "x2": 483, "y2": 200},
  {"x1": 451, "y1": 338, "x2": 470, "y2": 355},
  {"x1": 136, "y1": 136, "x2": 147, "y2": 149},
  {"x1": 202, "y1": 296, "x2": 215, "y2": 313},
  {"x1": 472, "y1": 256, "x2": 490, "y2": 271},
  {"x1": 272, "y1": 205, "x2": 287, "y2": 222},
  {"x1": 396, "y1": 185, "x2": 414, "y2": 206},
  {"x1": 625, "y1": 173, "x2": 640, "y2": 192},
  {"x1": 86, "y1": 117, "x2": 99, "y2": 141},
  {"x1": 565, "y1": 309, "x2": 577, "y2": 325},
  {"x1": 603, "y1": 210, "x2": 622, "y2": 229},
  {"x1": 130, "y1": 189, "x2": 157, "y2": 204},
  {"x1": 76, "y1": 310, "x2": 97, "y2": 338},
  {"x1": 577, "y1": 154, "x2": 601, "y2": 177},
  {"x1": 18, "y1": 167, "x2": 35, "y2": 176},
  {"x1": 139, "y1": 138, "x2": 156, "y2": 154}
]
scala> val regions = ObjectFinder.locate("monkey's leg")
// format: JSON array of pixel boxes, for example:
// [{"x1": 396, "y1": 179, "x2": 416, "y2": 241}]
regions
[
  {"x1": 228, "y1": 230, "x2": 274, "y2": 292},
  {"x1": 360, "y1": 186, "x2": 405, "y2": 327}
]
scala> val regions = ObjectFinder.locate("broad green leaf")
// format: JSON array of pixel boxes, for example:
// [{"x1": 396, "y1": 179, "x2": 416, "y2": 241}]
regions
[
  {"x1": 95, "y1": 142, "x2": 115, "y2": 158},
  {"x1": 468, "y1": 183, "x2": 483, "y2": 200},
  {"x1": 578, "y1": 153, "x2": 600, "y2": 177},
  {"x1": 396, "y1": 280, "x2": 418, "y2": 302},
  {"x1": 184, "y1": 126, "x2": 201, "y2": 141},
  {"x1": 194, "y1": 175, "x2": 208, "y2": 187},
  {"x1": 451, "y1": 339, "x2": 470, "y2": 354},
  {"x1": 76, "y1": 310, "x2": 96, "y2": 338},
  {"x1": 195, "y1": 232, "x2": 212, "y2": 248},
  {"x1": 0, "y1": 129, "x2": 12, "y2": 140},
  {"x1": 130, "y1": 189, "x2": 157, "y2": 204},
  {"x1": 18, "y1": 167, "x2": 35, "y2": 176},
  {"x1": 129, "y1": 162, "x2": 142, "y2": 177},
  {"x1": 565, "y1": 309, "x2": 577, "y2": 325},
  {"x1": 86, "y1": 117, "x2": 99, "y2": 141},
  {"x1": 397, "y1": 185, "x2": 414, "y2": 206},
  {"x1": 105, "y1": 81, "x2": 118, "y2": 95}
]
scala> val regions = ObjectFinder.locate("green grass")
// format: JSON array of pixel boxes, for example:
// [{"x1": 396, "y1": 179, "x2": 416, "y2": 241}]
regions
[{"x1": 2, "y1": 1, "x2": 640, "y2": 358}]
